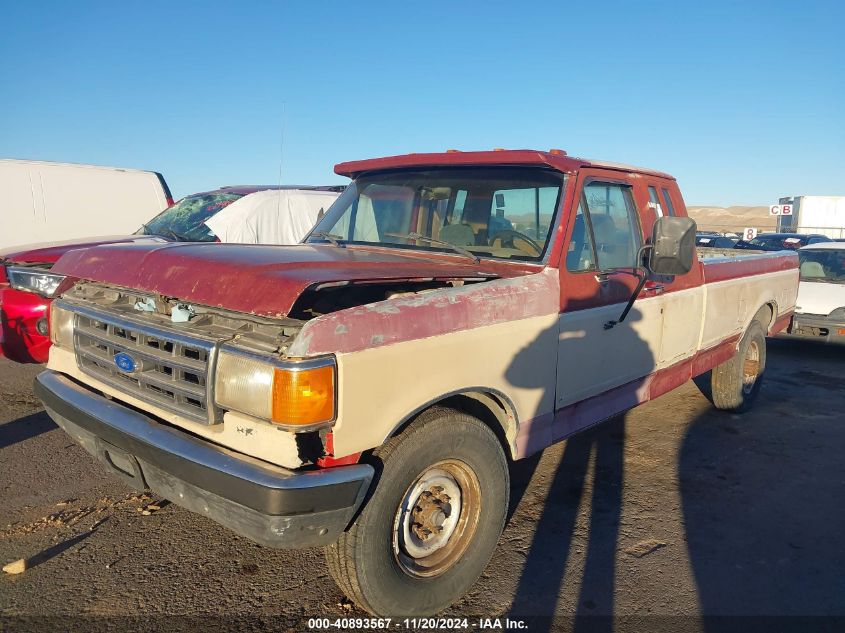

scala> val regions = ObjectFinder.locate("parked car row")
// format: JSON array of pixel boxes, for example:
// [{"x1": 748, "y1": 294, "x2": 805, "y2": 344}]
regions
[
  {"x1": 694, "y1": 232, "x2": 739, "y2": 249},
  {"x1": 696, "y1": 230, "x2": 833, "y2": 251},
  {"x1": 1, "y1": 171, "x2": 343, "y2": 363},
  {"x1": 733, "y1": 232, "x2": 833, "y2": 251}
]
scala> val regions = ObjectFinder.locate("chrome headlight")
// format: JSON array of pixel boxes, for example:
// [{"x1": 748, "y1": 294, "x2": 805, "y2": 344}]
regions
[
  {"x1": 7, "y1": 266, "x2": 65, "y2": 297},
  {"x1": 49, "y1": 302, "x2": 75, "y2": 348},
  {"x1": 214, "y1": 345, "x2": 336, "y2": 431}
]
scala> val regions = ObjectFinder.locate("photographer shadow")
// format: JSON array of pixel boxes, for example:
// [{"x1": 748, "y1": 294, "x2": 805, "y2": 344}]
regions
[{"x1": 503, "y1": 302, "x2": 655, "y2": 632}]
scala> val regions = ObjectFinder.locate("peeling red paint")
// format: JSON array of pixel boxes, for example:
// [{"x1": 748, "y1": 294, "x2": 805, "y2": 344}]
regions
[
  {"x1": 335, "y1": 149, "x2": 675, "y2": 181},
  {"x1": 317, "y1": 432, "x2": 361, "y2": 467},
  {"x1": 770, "y1": 312, "x2": 793, "y2": 335},
  {"x1": 52, "y1": 242, "x2": 533, "y2": 318},
  {"x1": 287, "y1": 269, "x2": 560, "y2": 356}
]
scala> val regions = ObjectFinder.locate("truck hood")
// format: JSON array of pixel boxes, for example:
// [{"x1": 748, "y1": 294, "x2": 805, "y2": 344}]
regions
[
  {"x1": 795, "y1": 280, "x2": 845, "y2": 315},
  {"x1": 52, "y1": 242, "x2": 522, "y2": 318},
  {"x1": 0, "y1": 235, "x2": 165, "y2": 266}
]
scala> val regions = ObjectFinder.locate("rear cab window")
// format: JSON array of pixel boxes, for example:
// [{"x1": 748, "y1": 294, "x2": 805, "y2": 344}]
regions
[
  {"x1": 647, "y1": 186, "x2": 663, "y2": 218},
  {"x1": 489, "y1": 186, "x2": 559, "y2": 245},
  {"x1": 660, "y1": 187, "x2": 676, "y2": 216}
]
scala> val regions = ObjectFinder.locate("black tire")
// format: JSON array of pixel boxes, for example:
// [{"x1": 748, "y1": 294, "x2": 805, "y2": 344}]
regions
[
  {"x1": 711, "y1": 320, "x2": 767, "y2": 412},
  {"x1": 324, "y1": 407, "x2": 509, "y2": 617}
]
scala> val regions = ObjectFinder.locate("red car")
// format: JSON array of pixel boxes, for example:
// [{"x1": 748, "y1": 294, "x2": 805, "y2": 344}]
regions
[{"x1": 0, "y1": 185, "x2": 341, "y2": 363}]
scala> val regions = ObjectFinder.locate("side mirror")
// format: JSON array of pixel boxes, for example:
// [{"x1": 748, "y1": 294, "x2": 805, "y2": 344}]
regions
[
  {"x1": 605, "y1": 216, "x2": 697, "y2": 329},
  {"x1": 648, "y1": 216, "x2": 696, "y2": 275}
]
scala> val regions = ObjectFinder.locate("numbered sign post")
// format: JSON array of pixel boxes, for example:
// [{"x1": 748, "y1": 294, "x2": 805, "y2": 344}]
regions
[{"x1": 744, "y1": 227, "x2": 758, "y2": 241}]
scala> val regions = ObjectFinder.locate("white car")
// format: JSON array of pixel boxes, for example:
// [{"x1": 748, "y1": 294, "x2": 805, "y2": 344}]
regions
[{"x1": 787, "y1": 242, "x2": 845, "y2": 343}]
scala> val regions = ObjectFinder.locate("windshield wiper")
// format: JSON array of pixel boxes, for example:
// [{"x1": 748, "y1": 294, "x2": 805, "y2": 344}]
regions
[
  {"x1": 157, "y1": 228, "x2": 192, "y2": 242},
  {"x1": 138, "y1": 224, "x2": 191, "y2": 242},
  {"x1": 310, "y1": 231, "x2": 346, "y2": 247},
  {"x1": 385, "y1": 232, "x2": 480, "y2": 263}
]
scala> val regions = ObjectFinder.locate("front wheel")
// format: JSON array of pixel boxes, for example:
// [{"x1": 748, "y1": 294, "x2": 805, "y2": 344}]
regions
[
  {"x1": 711, "y1": 320, "x2": 767, "y2": 412},
  {"x1": 324, "y1": 407, "x2": 509, "y2": 617}
]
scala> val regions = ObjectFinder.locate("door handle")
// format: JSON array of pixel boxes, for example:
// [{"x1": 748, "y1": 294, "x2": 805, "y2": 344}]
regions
[{"x1": 643, "y1": 283, "x2": 665, "y2": 295}]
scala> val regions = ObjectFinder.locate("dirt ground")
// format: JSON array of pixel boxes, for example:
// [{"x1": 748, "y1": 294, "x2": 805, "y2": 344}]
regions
[{"x1": 1, "y1": 338, "x2": 843, "y2": 632}]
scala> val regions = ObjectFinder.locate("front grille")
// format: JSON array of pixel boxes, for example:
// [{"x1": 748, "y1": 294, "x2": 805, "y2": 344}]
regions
[{"x1": 70, "y1": 304, "x2": 220, "y2": 424}]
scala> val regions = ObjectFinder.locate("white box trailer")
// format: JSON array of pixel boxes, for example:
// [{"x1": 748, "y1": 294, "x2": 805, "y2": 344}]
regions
[
  {"x1": 777, "y1": 195, "x2": 845, "y2": 238},
  {"x1": 0, "y1": 159, "x2": 172, "y2": 249}
]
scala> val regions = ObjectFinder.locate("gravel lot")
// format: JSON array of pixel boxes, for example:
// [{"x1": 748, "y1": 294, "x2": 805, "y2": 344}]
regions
[{"x1": 1, "y1": 338, "x2": 843, "y2": 632}]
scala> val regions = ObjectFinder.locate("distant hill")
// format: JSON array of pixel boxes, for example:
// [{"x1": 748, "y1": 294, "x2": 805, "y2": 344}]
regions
[{"x1": 687, "y1": 206, "x2": 775, "y2": 233}]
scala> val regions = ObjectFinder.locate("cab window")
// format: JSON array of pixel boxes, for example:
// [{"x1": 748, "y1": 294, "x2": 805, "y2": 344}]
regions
[
  {"x1": 647, "y1": 186, "x2": 663, "y2": 218},
  {"x1": 489, "y1": 186, "x2": 559, "y2": 245},
  {"x1": 566, "y1": 200, "x2": 597, "y2": 272},
  {"x1": 661, "y1": 188, "x2": 676, "y2": 216},
  {"x1": 580, "y1": 182, "x2": 642, "y2": 270},
  {"x1": 310, "y1": 168, "x2": 565, "y2": 262}
]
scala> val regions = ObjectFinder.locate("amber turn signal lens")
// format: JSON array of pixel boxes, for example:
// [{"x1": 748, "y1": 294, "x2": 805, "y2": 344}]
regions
[{"x1": 271, "y1": 365, "x2": 335, "y2": 427}]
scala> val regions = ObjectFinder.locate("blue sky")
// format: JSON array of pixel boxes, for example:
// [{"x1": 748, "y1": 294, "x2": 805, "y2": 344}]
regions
[{"x1": 2, "y1": 1, "x2": 843, "y2": 205}]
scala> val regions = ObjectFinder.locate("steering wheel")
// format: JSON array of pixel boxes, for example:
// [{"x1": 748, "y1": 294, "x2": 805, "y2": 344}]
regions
[{"x1": 488, "y1": 229, "x2": 543, "y2": 255}]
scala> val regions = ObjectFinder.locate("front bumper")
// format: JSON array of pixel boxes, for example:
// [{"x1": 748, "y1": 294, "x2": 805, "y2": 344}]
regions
[
  {"x1": 34, "y1": 370, "x2": 374, "y2": 548},
  {"x1": 786, "y1": 313, "x2": 845, "y2": 345}
]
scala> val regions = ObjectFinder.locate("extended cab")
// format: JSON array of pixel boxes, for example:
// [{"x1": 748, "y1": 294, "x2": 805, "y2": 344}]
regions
[{"x1": 34, "y1": 150, "x2": 798, "y2": 616}]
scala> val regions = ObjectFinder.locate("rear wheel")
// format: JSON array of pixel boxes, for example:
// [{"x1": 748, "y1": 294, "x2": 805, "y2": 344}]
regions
[
  {"x1": 324, "y1": 407, "x2": 509, "y2": 617},
  {"x1": 711, "y1": 320, "x2": 767, "y2": 412}
]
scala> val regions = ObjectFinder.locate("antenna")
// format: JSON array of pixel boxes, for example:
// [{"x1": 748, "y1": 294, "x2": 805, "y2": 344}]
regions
[{"x1": 277, "y1": 102, "x2": 287, "y2": 215}]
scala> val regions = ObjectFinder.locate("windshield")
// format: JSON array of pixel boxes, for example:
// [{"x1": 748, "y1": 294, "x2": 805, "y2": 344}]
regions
[
  {"x1": 798, "y1": 249, "x2": 845, "y2": 282},
  {"x1": 306, "y1": 168, "x2": 565, "y2": 262},
  {"x1": 696, "y1": 235, "x2": 733, "y2": 248},
  {"x1": 138, "y1": 193, "x2": 243, "y2": 241},
  {"x1": 749, "y1": 236, "x2": 788, "y2": 248},
  {"x1": 749, "y1": 235, "x2": 815, "y2": 250}
]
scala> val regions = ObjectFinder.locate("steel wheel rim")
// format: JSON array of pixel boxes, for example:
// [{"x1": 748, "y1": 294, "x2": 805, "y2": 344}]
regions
[
  {"x1": 742, "y1": 340, "x2": 761, "y2": 395},
  {"x1": 392, "y1": 459, "x2": 481, "y2": 578}
]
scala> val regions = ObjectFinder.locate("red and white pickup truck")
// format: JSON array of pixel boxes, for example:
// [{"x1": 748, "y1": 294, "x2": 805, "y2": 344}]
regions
[{"x1": 34, "y1": 150, "x2": 798, "y2": 616}]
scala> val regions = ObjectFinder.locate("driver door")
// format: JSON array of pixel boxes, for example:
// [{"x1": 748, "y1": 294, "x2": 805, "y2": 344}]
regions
[{"x1": 555, "y1": 172, "x2": 665, "y2": 434}]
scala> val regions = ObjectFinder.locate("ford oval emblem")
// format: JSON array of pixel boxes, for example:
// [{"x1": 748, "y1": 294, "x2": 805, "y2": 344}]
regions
[{"x1": 114, "y1": 352, "x2": 138, "y2": 374}]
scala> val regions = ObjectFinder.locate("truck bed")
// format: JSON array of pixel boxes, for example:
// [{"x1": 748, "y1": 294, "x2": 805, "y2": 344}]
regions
[
  {"x1": 696, "y1": 249, "x2": 798, "y2": 351},
  {"x1": 698, "y1": 249, "x2": 797, "y2": 283}
]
